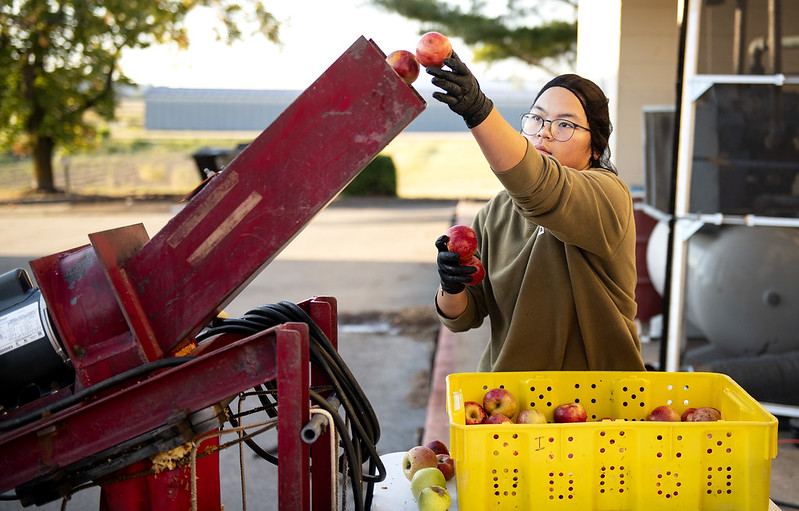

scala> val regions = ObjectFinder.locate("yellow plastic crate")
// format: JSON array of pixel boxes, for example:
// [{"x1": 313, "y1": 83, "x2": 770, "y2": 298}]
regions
[{"x1": 446, "y1": 371, "x2": 778, "y2": 510}]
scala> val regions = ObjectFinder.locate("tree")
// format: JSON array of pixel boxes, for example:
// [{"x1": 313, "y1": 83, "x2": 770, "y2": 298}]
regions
[
  {"x1": 370, "y1": 0, "x2": 577, "y2": 74},
  {"x1": 0, "y1": 0, "x2": 280, "y2": 193}
]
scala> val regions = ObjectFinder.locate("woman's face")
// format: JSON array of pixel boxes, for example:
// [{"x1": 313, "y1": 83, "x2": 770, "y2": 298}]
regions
[{"x1": 524, "y1": 86, "x2": 594, "y2": 171}]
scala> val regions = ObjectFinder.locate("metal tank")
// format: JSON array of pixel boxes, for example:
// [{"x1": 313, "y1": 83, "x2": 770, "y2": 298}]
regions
[{"x1": 647, "y1": 221, "x2": 799, "y2": 358}]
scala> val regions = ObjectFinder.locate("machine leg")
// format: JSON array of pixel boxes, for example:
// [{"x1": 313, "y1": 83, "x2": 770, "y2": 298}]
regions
[{"x1": 98, "y1": 437, "x2": 220, "y2": 511}]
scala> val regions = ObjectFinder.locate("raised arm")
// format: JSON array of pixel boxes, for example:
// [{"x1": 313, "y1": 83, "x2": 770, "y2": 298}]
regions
[{"x1": 426, "y1": 52, "x2": 528, "y2": 173}]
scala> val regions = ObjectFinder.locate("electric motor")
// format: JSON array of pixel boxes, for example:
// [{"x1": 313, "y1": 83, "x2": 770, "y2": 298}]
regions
[{"x1": 0, "y1": 268, "x2": 73, "y2": 411}]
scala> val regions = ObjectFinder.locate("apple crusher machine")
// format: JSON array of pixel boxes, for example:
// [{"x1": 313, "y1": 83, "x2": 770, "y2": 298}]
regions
[{"x1": 0, "y1": 37, "x2": 426, "y2": 510}]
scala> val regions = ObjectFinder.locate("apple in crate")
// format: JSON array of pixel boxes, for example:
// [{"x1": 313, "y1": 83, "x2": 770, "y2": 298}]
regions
[
  {"x1": 417, "y1": 485, "x2": 451, "y2": 510},
  {"x1": 681, "y1": 407, "x2": 696, "y2": 422},
  {"x1": 487, "y1": 413, "x2": 513, "y2": 424},
  {"x1": 464, "y1": 400, "x2": 487, "y2": 425},
  {"x1": 436, "y1": 453, "x2": 455, "y2": 480},
  {"x1": 483, "y1": 387, "x2": 517, "y2": 418},
  {"x1": 402, "y1": 445, "x2": 438, "y2": 480},
  {"x1": 445, "y1": 225, "x2": 477, "y2": 262},
  {"x1": 647, "y1": 405, "x2": 681, "y2": 422},
  {"x1": 554, "y1": 402, "x2": 587, "y2": 423},
  {"x1": 516, "y1": 408, "x2": 547, "y2": 424},
  {"x1": 692, "y1": 406, "x2": 721, "y2": 421},
  {"x1": 425, "y1": 439, "x2": 449, "y2": 456},
  {"x1": 410, "y1": 466, "x2": 446, "y2": 499},
  {"x1": 386, "y1": 49, "x2": 420, "y2": 85},
  {"x1": 416, "y1": 31, "x2": 452, "y2": 67}
]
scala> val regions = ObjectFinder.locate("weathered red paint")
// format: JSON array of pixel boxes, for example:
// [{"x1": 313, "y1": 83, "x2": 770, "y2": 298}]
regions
[{"x1": 2, "y1": 35, "x2": 424, "y2": 510}]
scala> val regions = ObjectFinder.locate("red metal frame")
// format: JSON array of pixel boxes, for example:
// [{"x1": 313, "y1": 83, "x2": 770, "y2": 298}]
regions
[{"x1": 0, "y1": 35, "x2": 425, "y2": 509}]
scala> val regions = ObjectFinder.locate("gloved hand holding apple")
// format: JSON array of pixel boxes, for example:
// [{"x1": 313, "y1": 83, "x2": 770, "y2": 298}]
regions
[
  {"x1": 436, "y1": 225, "x2": 485, "y2": 294},
  {"x1": 426, "y1": 49, "x2": 494, "y2": 129}
]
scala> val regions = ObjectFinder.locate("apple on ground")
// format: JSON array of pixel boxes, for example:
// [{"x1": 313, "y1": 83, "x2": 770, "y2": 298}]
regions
[
  {"x1": 487, "y1": 413, "x2": 513, "y2": 424},
  {"x1": 436, "y1": 454, "x2": 455, "y2": 481},
  {"x1": 410, "y1": 466, "x2": 446, "y2": 499},
  {"x1": 416, "y1": 31, "x2": 453, "y2": 68},
  {"x1": 681, "y1": 408, "x2": 696, "y2": 422},
  {"x1": 464, "y1": 400, "x2": 487, "y2": 425},
  {"x1": 402, "y1": 445, "x2": 438, "y2": 481},
  {"x1": 445, "y1": 225, "x2": 477, "y2": 262},
  {"x1": 465, "y1": 255, "x2": 485, "y2": 285},
  {"x1": 516, "y1": 408, "x2": 547, "y2": 424},
  {"x1": 424, "y1": 439, "x2": 449, "y2": 456},
  {"x1": 647, "y1": 405, "x2": 681, "y2": 422},
  {"x1": 553, "y1": 402, "x2": 587, "y2": 423},
  {"x1": 417, "y1": 485, "x2": 451, "y2": 510},
  {"x1": 692, "y1": 406, "x2": 721, "y2": 421},
  {"x1": 483, "y1": 387, "x2": 517, "y2": 418},
  {"x1": 385, "y1": 50, "x2": 420, "y2": 85}
]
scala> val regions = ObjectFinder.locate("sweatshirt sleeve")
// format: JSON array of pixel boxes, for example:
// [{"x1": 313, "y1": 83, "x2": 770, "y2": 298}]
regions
[{"x1": 493, "y1": 141, "x2": 634, "y2": 259}]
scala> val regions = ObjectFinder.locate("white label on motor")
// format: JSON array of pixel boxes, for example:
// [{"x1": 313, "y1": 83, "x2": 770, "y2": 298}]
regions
[{"x1": 0, "y1": 303, "x2": 45, "y2": 356}]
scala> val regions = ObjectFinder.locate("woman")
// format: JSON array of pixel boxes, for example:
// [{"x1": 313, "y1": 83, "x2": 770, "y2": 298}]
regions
[{"x1": 428, "y1": 52, "x2": 646, "y2": 372}]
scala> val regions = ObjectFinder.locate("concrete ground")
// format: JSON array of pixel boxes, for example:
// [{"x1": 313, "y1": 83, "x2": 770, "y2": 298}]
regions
[{"x1": 0, "y1": 197, "x2": 797, "y2": 510}]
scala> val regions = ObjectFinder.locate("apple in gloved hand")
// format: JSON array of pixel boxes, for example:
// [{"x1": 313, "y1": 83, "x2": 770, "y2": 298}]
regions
[
  {"x1": 483, "y1": 387, "x2": 517, "y2": 419},
  {"x1": 402, "y1": 445, "x2": 438, "y2": 481},
  {"x1": 465, "y1": 255, "x2": 485, "y2": 285},
  {"x1": 417, "y1": 485, "x2": 451, "y2": 510},
  {"x1": 416, "y1": 31, "x2": 452, "y2": 68},
  {"x1": 445, "y1": 225, "x2": 477, "y2": 262},
  {"x1": 386, "y1": 50, "x2": 420, "y2": 85}
]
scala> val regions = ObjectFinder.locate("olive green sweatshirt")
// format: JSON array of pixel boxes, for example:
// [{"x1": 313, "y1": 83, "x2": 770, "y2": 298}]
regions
[{"x1": 437, "y1": 142, "x2": 646, "y2": 372}]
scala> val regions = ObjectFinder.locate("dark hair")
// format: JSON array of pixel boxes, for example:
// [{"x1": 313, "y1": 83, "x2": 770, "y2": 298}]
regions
[{"x1": 534, "y1": 74, "x2": 617, "y2": 174}]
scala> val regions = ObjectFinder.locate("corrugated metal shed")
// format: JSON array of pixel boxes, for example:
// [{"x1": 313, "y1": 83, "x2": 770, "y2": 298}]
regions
[{"x1": 143, "y1": 83, "x2": 540, "y2": 132}]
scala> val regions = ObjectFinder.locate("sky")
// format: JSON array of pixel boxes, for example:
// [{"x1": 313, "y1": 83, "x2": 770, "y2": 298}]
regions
[{"x1": 118, "y1": 0, "x2": 549, "y2": 92}]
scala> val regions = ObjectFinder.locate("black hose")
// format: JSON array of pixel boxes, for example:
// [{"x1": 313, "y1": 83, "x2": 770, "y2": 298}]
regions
[{"x1": 197, "y1": 301, "x2": 386, "y2": 510}]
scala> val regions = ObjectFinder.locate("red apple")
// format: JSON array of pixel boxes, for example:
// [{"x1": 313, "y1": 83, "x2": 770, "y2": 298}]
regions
[
  {"x1": 486, "y1": 413, "x2": 513, "y2": 424},
  {"x1": 483, "y1": 387, "x2": 517, "y2": 419},
  {"x1": 445, "y1": 225, "x2": 477, "y2": 262},
  {"x1": 553, "y1": 402, "x2": 587, "y2": 423},
  {"x1": 416, "y1": 31, "x2": 453, "y2": 68},
  {"x1": 402, "y1": 445, "x2": 438, "y2": 481},
  {"x1": 692, "y1": 407, "x2": 721, "y2": 422},
  {"x1": 464, "y1": 400, "x2": 487, "y2": 425},
  {"x1": 424, "y1": 439, "x2": 449, "y2": 456},
  {"x1": 516, "y1": 408, "x2": 547, "y2": 424},
  {"x1": 681, "y1": 407, "x2": 696, "y2": 422},
  {"x1": 436, "y1": 453, "x2": 455, "y2": 481},
  {"x1": 465, "y1": 255, "x2": 485, "y2": 285},
  {"x1": 386, "y1": 49, "x2": 420, "y2": 85},
  {"x1": 647, "y1": 405, "x2": 681, "y2": 422}
]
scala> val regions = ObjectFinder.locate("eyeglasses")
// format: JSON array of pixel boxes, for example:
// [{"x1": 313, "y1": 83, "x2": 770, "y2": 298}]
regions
[{"x1": 520, "y1": 113, "x2": 590, "y2": 142}]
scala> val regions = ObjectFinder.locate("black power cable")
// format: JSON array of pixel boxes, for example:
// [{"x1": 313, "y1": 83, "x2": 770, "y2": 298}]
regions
[
  {"x1": 196, "y1": 301, "x2": 386, "y2": 511},
  {"x1": 0, "y1": 357, "x2": 193, "y2": 433}
]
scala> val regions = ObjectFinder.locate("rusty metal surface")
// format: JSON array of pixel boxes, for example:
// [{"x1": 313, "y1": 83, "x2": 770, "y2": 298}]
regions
[
  {"x1": 0, "y1": 324, "x2": 288, "y2": 492},
  {"x1": 1, "y1": 35, "x2": 424, "y2": 509},
  {"x1": 124, "y1": 36, "x2": 425, "y2": 355}
]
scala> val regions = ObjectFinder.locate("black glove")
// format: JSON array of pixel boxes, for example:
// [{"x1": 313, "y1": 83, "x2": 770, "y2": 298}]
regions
[
  {"x1": 426, "y1": 51, "x2": 494, "y2": 129},
  {"x1": 436, "y1": 235, "x2": 477, "y2": 295}
]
